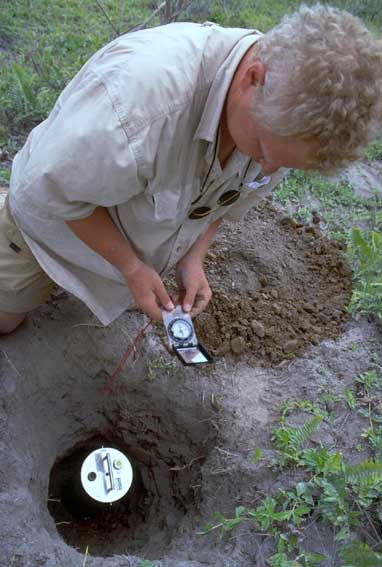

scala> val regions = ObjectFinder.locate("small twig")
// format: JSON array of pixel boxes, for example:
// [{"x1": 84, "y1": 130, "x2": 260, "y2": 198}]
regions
[
  {"x1": 196, "y1": 522, "x2": 224, "y2": 535},
  {"x1": 354, "y1": 498, "x2": 382, "y2": 546},
  {"x1": 47, "y1": 498, "x2": 61, "y2": 503},
  {"x1": 368, "y1": 401, "x2": 374, "y2": 432},
  {"x1": 274, "y1": 376, "x2": 290, "y2": 385},
  {"x1": 0, "y1": 348, "x2": 22, "y2": 378},
  {"x1": 95, "y1": 0, "x2": 120, "y2": 36},
  {"x1": 55, "y1": 521, "x2": 71, "y2": 526},
  {"x1": 71, "y1": 323, "x2": 104, "y2": 328},
  {"x1": 82, "y1": 545, "x2": 89, "y2": 567},
  {"x1": 214, "y1": 446, "x2": 238, "y2": 458},
  {"x1": 197, "y1": 417, "x2": 220, "y2": 432},
  {"x1": 167, "y1": 0, "x2": 194, "y2": 22},
  {"x1": 334, "y1": 410, "x2": 352, "y2": 433},
  {"x1": 104, "y1": 319, "x2": 152, "y2": 394},
  {"x1": 170, "y1": 455, "x2": 204, "y2": 471},
  {"x1": 126, "y1": 1, "x2": 166, "y2": 33},
  {"x1": 208, "y1": 467, "x2": 235, "y2": 476},
  {"x1": 197, "y1": 520, "x2": 274, "y2": 537}
]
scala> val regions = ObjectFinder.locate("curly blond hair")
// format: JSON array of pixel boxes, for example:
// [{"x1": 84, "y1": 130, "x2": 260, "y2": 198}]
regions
[{"x1": 253, "y1": 4, "x2": 382, "y2": 172}]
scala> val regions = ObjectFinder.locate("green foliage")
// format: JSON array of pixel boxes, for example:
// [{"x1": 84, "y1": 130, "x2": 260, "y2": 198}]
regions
[
  {"x1": 2, "y1": 0, "x2": 382, "y2": 151},
  {"x1": 343, "y1": 388, "x2": 356, "y2": 409},
  {"x1": 195, "y1": 0, "x2": 382, "y2": 31},
  {"x1": 203, "y1": 381, "x2": 382, "y2": 565},
  {"x1": 300, "y1": 447, "x2": 343, "y2": 475},
  {"x1": 0, "y1": 0, "x2": 153, "y2": 146},
  {"x1": 337, "y1": 0, "x2": 382, "y2": 25},
  {"x1": 268, "y1": 535, "x2": 326, "y2": 567},
  {"x1": 279, "y1": 399, "x2": 324, "y2": 422},
  {"x1": 345, "y1": 460, "x2": 382, "y2": 508},
  {"x1": 274, "y1": 170, "x2": 378, "y2": 242},
  {"x1": 361, "y1": 426, "x2": 382, "y2": 462},
  {"x1": 347, "y1": 228, "x2": 382, "y2": 319},
  {"x1": 137, "y1": 561, "x2": 155, "y2": 567},
  {"x1": 314, "y1": 476, "x2": 353, "y2": 532},
  {"x1": 273, "y1": 415, "x2": 323, "y2": 463},
  {"x1": 355, "y1": 369, "x2": 381, "y2": 394},
  {"x1": 0, "y1": 167, "x2": 11, "y2": 185},
  {"x1": 147, "y1": 354, "x2": 181, "y2": 381},
  {"x1": 251, "y1": 447, "x2": 262, "y2": 464},
  {"x1": 365, "y1": 139, "x2": 382, "y2": 162},
  {"x1": 340, "y1": 541, "x2": 382, "y2": 567},
  {"x1": 201, "y1": 506, "x2": 246, "y2": 534},
  {"x1": 353, "y1": 367, "x2": 382, "y2": 461}
]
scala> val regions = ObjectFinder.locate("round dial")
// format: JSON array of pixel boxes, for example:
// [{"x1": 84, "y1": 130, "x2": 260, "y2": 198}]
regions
[{"x1": 168, "y1": 318, "x2": 193, "y2": 342}]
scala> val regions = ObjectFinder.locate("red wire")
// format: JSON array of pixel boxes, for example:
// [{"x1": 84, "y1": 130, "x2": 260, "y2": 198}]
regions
[{"x1": 104, "y1": 319, "x2": 153, "y2": 395}]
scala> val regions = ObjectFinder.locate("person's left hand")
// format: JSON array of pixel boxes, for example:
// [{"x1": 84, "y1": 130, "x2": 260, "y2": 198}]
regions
[{"x1": 174, "y1": 256, "x2": 212, "y2": 317}]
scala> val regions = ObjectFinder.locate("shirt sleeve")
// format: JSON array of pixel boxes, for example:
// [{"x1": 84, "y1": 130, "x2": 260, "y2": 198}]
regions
[
  {"x1": 11, "y1": 69, "x2": 144, "y2": 221},
  {"x1": 223, "y1": 168, "x2": 289, "y2": 221}
]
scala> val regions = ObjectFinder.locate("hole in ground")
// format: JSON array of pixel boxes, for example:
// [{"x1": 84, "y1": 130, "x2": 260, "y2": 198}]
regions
[
  {"x1": 48, "y1": 405, "x2": 214, "y2": 559},
  {"x1": 2, "y1": 310, "x2": 216, "y2": 563}
]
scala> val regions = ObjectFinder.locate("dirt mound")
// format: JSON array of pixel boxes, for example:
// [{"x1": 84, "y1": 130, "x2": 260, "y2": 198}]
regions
[{"x1": 194, "y1": 200, "x2": 352, "y2": 365}]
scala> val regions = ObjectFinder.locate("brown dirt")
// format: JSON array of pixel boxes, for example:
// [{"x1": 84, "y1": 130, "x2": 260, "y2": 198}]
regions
[
  {"x1": 1, "y1": 192, "x2": 379, "y2": 567},
  {"x1": 195, "y1": 199, "x2": 352, "y2": 365}
]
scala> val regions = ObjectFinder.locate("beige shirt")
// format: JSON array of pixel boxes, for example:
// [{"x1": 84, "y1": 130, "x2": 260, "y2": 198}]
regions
[{"x1": 9, "y1": 22, "x2": 287, "y2": 325}]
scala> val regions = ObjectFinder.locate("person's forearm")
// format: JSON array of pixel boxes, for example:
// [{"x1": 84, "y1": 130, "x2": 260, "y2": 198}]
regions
[
  {"x1": 181, "y1": 218, "x2": 222, "y2": 263},
  {"x1": 65, "y1": 207, "x2": 141, "y2": 275}
]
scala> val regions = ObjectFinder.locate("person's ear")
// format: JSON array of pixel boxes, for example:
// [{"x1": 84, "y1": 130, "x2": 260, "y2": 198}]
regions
[{"x1": 245, "y1": 59, "x2": 266, "y2": 88}]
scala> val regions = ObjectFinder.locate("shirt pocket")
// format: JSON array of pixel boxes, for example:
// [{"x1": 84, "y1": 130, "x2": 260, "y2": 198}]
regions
[
  {"x1": 152, "y1": 188, "x2": 180, "y2": 223},
  {"x1": 151, "y1": 183, "x2": 194, "y2": 225}
]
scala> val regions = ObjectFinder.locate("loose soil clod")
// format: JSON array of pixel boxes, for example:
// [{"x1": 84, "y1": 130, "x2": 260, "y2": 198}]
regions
[{"x1": 195, "y1": 201, "x2": 352, "y2": 365}]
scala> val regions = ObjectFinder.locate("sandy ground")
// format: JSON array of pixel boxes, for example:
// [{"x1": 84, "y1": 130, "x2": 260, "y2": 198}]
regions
[{"x1": 1, "y1": 191, "x2": 382, "y2": 566}]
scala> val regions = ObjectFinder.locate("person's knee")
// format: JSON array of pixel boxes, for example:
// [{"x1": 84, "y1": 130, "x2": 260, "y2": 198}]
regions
[{"x1": 0, "y1": 312, "x2": 27, "y2": 334}]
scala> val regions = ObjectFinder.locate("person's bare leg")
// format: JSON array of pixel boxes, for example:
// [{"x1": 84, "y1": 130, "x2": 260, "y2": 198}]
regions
[{"x1": 0, "y1": 312, "x2": 26, "y2": 334}]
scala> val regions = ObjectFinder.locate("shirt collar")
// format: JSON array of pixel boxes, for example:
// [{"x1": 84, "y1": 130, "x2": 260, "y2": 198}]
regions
[{"x1": 193, "y1": 32, "x2": 262, "y2": 146}]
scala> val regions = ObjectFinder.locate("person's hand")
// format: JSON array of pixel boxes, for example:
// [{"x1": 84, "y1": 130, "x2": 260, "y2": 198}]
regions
[
  {"x1": 175, "y1": 256, "x2": 212, "y2": 317},
  {"x1": 122, "y1": 261, "x2": 174, "y2": 320}
]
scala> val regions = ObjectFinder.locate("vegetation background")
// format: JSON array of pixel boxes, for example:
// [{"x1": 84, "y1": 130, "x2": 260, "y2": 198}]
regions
[{"x1": 0, "y1": 0, "x2": 381, "y2": 159}]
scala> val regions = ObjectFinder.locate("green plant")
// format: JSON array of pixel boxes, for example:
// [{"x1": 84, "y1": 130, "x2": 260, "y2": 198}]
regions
[
  {"x1": 347, "y1": 228, "x2": 382, "y2": 319},
  {"x1": 251, "y1": 447, "x2": 262, "y2": 464},
  {"x1": 137, "y1": 561, "x2": 155, "y2": 567},
  {"x1": 0, "y1": 0, "x2": 153, "y2": 146},
  {"x1": 343, "y1": 388, "x2": 356, "y2": 409},
  {"x1": 273, "y1": 415, "x2": 323, "y2": 463},
  {"x1": 147, "y1": 355, "x2": 181, "y2": 381},
  {"x1": 202, "y1": 384, "x2": 382, "y2": 566},
  {"x1": 340, "y1": 540, "x2": 382, "y2": 567},
  {"x1": 355, "y1": 369, "x2": 381, "y2": 394},
  {"x1": 365, "y1": 138, "x2": 382, "y2": 162},
  {"x1": 274, "y1": 168, "x2": 379, "y2": 242},
  {"x1": 0, "y1": 167, "x2": 10, "y2": 185}
]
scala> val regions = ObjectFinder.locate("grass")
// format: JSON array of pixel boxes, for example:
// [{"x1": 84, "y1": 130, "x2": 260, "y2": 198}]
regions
[
  {"x1": 274, "y1": 168, "x2": 382, "y2": 241},
  {"x1": 0, "y1": 0, "x2": 152, "y2": 148},
  {"x1": 365, "y1": 139, "x2": 382, "y2": 162},
  {"x1": 1, "y1": 0, "x2": 381, "y2": 250},
  {"x1": 1, "y1": 0, "x2": 382, "y2": 153}
]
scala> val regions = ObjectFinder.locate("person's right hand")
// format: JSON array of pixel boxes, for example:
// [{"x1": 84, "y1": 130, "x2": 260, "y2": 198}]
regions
[{"x1": 122, "y1": 261, "x2": 174, "y2": 320}]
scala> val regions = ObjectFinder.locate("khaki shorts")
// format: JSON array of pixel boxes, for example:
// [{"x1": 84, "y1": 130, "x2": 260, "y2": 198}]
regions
[{"x1": 0, "y1": 197, "x2": 55, "y2": 313}]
